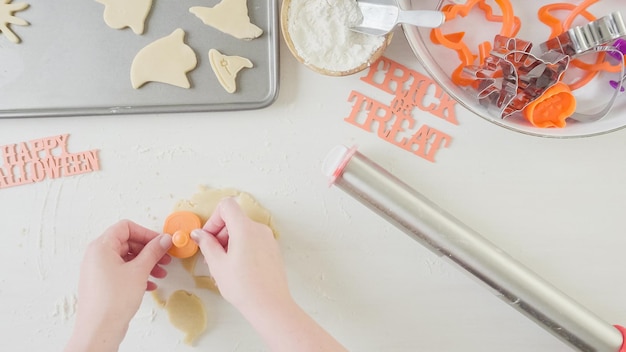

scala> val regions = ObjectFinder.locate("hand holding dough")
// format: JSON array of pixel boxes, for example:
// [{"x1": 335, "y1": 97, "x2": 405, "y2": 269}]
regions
[
  {"x1": 190, "y1": 197, "x2": 287, "y2": 316},
  {"x1": 190, "y1": 0, "x2": 263, "y2": 40},
  {"x1": 154, "y1": 187, "x2": 278, "y2": 345},
  {"x1": 95, "y1": 0, "x2": 152, "y2": 35}
]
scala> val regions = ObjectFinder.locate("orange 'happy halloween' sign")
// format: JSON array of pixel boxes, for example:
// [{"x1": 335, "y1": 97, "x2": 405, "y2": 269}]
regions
[{"x1": 0, "y1": 134, "x2": 100, "y2": 189}]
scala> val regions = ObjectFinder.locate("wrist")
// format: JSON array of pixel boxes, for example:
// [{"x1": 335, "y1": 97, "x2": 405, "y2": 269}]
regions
[
  {"x1": 239, "y1": 295, "x2": 304, "y2": 339},
  {"x1": 236, "y1": 291, "x2": 297, "y2": 323},
  {"x1": 239, "y1": 297, "x2": 348, "y2": 352},
  {"x1": 65, "y1": 317, "x2": 128, "y2": 352}
]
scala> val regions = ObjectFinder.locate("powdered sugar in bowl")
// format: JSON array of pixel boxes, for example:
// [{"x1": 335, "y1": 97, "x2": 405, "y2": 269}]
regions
[{"x1": 281, "y1": 0, "x2": 392, "y2": 76}]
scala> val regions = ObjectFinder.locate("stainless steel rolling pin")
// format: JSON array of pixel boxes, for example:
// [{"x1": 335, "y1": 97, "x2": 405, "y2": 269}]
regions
[{"x1": 323, "y1": 145, "x2": 625, "y2": 352}]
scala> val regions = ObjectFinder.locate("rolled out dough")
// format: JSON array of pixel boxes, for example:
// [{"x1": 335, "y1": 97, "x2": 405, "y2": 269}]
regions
[{"x1": 174, "y1": 186, "x2": 278, "y2": 235}]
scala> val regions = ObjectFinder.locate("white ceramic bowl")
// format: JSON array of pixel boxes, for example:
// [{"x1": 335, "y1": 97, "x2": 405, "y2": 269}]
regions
[{"x1": 399, "y1": 0, "x2": 626, "y2": 138}]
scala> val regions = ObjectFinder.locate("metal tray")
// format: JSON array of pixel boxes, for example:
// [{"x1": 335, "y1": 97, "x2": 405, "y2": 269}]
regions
[{"x1": 0, "y1": 0, "x2": 279, "y2": 118}]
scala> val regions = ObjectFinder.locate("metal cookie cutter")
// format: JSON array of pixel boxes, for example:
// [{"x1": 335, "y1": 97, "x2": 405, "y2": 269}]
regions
[
  {"x1": 539, "y1": 12, "x2": 626, "y2": 123},
  {"x1": 463, "y1": 36, "x2": 570, "y2": 121},
  {"x1": 540, "y1": 11, "x2": 626, "y2": 57},
  {"x1": 569, "y1": 44, "x2": 626, "y2": 122}
]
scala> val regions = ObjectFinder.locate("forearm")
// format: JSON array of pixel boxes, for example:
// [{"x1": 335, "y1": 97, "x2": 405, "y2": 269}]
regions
[
  {"x1": 64, "y1": 318, "x2": 127, "y2": 352},
  {"x1": 242, "y1": 297, "x2": 348, "y2": 352}
]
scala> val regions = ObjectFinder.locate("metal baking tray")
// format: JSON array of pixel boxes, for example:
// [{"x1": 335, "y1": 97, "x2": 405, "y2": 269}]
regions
[{"x1": 0, "y1": 0, "x2": 279, "y2": 118}]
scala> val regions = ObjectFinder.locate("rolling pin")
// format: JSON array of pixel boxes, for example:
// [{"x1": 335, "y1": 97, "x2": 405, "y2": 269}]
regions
[{"x1": 323, "y1": 145, "x2": 625, "y2": 352}]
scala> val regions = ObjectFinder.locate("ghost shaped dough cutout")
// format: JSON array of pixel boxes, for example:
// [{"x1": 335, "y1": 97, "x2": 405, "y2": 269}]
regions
[
  {"x1": 155, "y1": 290, "x2": 207, "y2": 346},
  {"x1": 95, "y1": 0, "x2": 152, "y2": 35},
  {"x1": 0, "y1": 0, "x2": 29, "y2": 44},
  {"x1": 130, "y1": 28, "x2": 197, "y2": 89},
  {"x1": 189, "y1": 0, "x2": 263, "y2": 40},
  {"x1": 208, "y1": 49, "x2": 253, "y2": 94}
]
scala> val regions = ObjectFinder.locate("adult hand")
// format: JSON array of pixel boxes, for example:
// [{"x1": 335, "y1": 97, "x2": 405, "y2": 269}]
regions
[
  {"x1": 65, "y1": 220, "x2": 172, "y2": 352},
  {"x1": 190, "y1": 198, "x2": 290, "y2": 316},
  {"x1": 191, "y1": 199, "x2": 348, "y2": 352}
]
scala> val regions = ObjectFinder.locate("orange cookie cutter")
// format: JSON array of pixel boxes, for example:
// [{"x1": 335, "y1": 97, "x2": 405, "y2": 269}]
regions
[
  {"x1": 522, "y1": 82, "x2": 576, "y2": 128},
  {"x1": 163, "y1": 211, "x2": 202, "y2": 258},
  {"x1": 430, "y1": 0, "x2": 520, "y2": 86}
]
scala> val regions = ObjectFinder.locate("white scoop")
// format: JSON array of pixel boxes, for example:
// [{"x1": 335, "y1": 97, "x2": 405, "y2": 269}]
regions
[{"x1": 350, "y1": 0, "x2": 445, "y2": 36}]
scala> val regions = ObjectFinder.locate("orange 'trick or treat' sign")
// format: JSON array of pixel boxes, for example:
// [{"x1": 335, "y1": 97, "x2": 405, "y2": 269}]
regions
[{"x1": 163, "y1": 211, "x2": 202, "y2": 258}]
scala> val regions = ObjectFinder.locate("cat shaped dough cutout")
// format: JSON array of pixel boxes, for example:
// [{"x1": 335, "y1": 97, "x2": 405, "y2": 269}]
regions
[
  {"x1": 190, "y1": 0, "x2": 262, "y2": 40},
  {"x1": 130, "y1": 28, "x2": 197, "y2": 89},
  {"x1": 96, "y1": 0, "x2": 152, "y2": 35}
]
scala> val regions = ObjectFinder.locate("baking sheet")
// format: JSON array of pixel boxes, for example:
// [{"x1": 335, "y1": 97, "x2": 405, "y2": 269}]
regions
[{"x1": 0, "y1": 0, "x2": 279, "y2": 118}]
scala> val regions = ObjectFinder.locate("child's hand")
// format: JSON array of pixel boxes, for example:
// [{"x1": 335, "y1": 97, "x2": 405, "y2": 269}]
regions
[
  {"x1": 191, "y1": 198, "x2": 290, "y2": 317},
  {"x1": 65, "y1": 220, "x2": 172, "y2": 352}
]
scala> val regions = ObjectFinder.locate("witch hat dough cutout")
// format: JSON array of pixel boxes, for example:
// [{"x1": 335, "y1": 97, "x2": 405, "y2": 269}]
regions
[
  {"x1": 190, "y1": 0, "x2": 262, "y2": 40},
  {"x1": 95, "y1": 0, "x2": 152, "y2": 35},
  {"x1": 208, "y1": 49, "x2": 253, "y2": 93},
  {"x1": 130, "y1": 28, "x2": 197, "y2": 89},
  {"x1": 0, "y1": 0, "x2": 29, "y2": 44}
]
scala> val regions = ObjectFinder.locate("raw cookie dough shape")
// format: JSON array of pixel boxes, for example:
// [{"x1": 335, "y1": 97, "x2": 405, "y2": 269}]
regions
[
  {"x1": 209, "y1": 49, "x2": 253, "y2": 94},
  {"x1": 0, "y1": 0, "x2": 29, "y2": 44},
  {"x1": 189, "y1": 0, "x2": 263, "y2": 40},
  {"x1": 95, "y1": 0, "x2": 152, "y2": 35},
  {"x1": 164, "y1": 290, "x2": 207, "y2": 345},
  {"x1": 130, "y1": 28, "x2": 197, "y2": 89}
]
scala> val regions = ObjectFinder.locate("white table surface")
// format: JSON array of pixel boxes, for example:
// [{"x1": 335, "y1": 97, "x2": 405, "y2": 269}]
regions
[{"x1": 1, "y1": 25, "x2": 626, "y2": 352}]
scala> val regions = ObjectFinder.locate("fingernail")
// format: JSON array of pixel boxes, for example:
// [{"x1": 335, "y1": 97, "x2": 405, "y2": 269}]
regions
[
  {"x1": 191, "y1": 229, "x2": 205, "y2": 241},
  {"x1": 159, "y1": 234, "x2": 172, "y2": 249}
]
